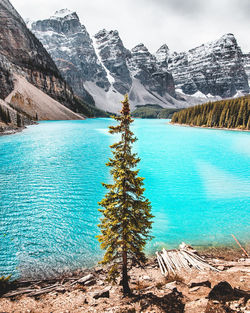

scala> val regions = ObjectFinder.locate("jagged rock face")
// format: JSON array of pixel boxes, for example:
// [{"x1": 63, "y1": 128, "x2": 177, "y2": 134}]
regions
[
  {"x1": 128, "y1": 43, "x2": 175, "y2": 97},
  {"x1": 168, "y1": 34, "x2": 249, "y2": 97},
  {"x1": 94, "y1": 29, "x2": 131, "y2": 94},
  {"x1": 0, "y1": 0, "x2": 59, "y2": 80},
  {"x1": 155, "y1": 44, "x2": 170, "y2": 71},
  {"x1": 0, "y1": 0, "x2": 90, "y2": 116},
  {"x1": 29, "y1": 10, "x2": 248, "y2": 112},
  {"x1": 31, "y1": 10, "x2": 109, "y2": 104},
  {"x1": 243, "y1": 53, "x2": 250, "y2": 86},
  {"x1": 30, "y1": 13, "x2": 178, "y2": 112},
  {"x1": 0, "y1": 54, "x2": 14, "y2": 99}
]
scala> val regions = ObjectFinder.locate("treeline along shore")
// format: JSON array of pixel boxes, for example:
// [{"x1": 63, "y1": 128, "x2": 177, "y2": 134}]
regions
[{"x1": 171, "y1": 95, "x2": 250, "y2": 130}]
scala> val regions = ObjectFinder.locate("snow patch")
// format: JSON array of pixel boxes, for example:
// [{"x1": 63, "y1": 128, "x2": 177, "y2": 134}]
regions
[
  {"x1": 92, "y1": 37, "x2": 115, "y2": 85},
  {"x1": 51, "y1": 9, "x2": 74, "y2": 19}
]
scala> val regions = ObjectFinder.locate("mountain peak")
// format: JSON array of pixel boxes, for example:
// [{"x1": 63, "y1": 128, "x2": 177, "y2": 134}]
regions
[
  {"x1": 131, "y1": 43, "x2": 149, "y2": 53},
  {"x1": 95, "y1": 29, "x2": 120, "y2": 41},
  {"x1": 156, "y1": 44, "x2": 169, "y2": 53},
  {"x1": 50, "y1": 9, "x2": 78, "y2": 20},
  {"x1": 222, "y1": 33, "x2": 235, "y2": 39},
  {"x1": 155, "y1": 44, "x2": 170, "y2": 67}
]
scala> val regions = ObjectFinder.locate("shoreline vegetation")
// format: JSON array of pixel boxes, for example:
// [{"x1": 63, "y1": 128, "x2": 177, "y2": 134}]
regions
[
  {"x1": 171, "y1": 95, "x2": 250, "y2": 130},
  {"x1": 131, "y1": 104, "x2": 180, "y2": 119}
]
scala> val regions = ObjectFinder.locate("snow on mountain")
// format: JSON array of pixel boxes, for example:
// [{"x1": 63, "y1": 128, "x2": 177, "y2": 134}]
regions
[
  {"x1": 30, "y1": 10, "x2": 109, "y2": 105},
  {"x1": 0, "y1": 0, "x2": 89, "y2": 122},
  {"x1": 155, "y1": 44, "x2": 169, "y2": 71},
  {"x1": 94, "y1": 29, "x2": 132, "y2": 95},
  {"x1": 29, "y1": 11, "x2": 249, "y2": 113},
  {"x1": 168, "y1": 34, "x2": 249, "y2": 98},
  {"x1": 30, "y1": 12, "x2": 182, "y2": 112},
  {"x1": 243, "y1": 53, "x2": 250, "y2": 86},
  {"x1": 51, "y1": 9, "x2": 75, "y2": 19}
]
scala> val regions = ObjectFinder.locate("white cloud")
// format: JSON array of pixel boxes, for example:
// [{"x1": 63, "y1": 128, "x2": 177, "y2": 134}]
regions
[{"x1": 10, "y1": 0, "x2": 250, "y2": 53}]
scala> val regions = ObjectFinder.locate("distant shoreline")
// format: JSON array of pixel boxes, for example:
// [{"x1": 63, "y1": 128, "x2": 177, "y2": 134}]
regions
[{"x1": 170, "y1": 122, "x2": 250, "y2": 132}]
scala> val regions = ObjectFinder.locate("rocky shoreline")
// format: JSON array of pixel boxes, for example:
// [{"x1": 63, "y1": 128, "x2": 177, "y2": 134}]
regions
[
  {"x1": 0, "y1": 124, "x2": 26, "y2": 136},
  {"x1": 0, "y1": 247, "x2": 249, "y2": 312}
]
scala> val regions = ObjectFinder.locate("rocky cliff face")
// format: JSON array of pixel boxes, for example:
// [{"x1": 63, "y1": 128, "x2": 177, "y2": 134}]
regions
[
  {"x1": 31, "y1": 9, "x2": 108, "y2": 105},
  {"x1": 168, "y1": 34, "x2": 249, "y2": 97},
  {"x1": 31, "y1": 12, "x2": 180, "y2": 113},
  {"x1": 243, "y1": 53, "x2": 250, "y2": 87},
  {"x1": 30, "y1": 10, "x2": 249, "y2": 113},
  {"x1": 128, "y1": 43, "x2": 175, "y2": 98},
  {"x1": 0, "y1": 0, "x2": 94, "y2": 124},
  {"x1": 94, "y1": 29, "x2": 131, "y2": 95}
]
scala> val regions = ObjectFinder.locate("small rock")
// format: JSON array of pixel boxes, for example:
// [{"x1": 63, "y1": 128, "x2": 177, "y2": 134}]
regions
[
  {"x1": 189, "y1": 280, "x2": 211, "y2": 288},
  {"x1": 217, "y1": 265, "x2": 225, "y2": 271},
  {"x1": 94, "y1": 266, "x2": 103, "y2": 274},
  {"x1": 189, "y1": 286, "x2": 200, "y2": 292},
  {"x1": 240, "y1": 277, "x2": 245, "y2": 282},
  {"x1": 165, "y1": 281, "x2": 178, "y2": 291},
  {"x1": 93, "y1": 286, "x2": 111, "y2": 299},
  {"x1": 230, "y1": 303, "x2": 239, "y2": 309},
  {"x1": 142, "y1": 275, "x2": 151, "y2": 281},
  {"x1": 78, "y1": 274, "x2": 94, "y2": 285}
]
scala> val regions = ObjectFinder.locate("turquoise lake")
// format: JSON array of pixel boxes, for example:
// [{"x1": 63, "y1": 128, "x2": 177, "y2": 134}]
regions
[{"x1": 0, "y1": 118, "x2": 250, "y2": 279}]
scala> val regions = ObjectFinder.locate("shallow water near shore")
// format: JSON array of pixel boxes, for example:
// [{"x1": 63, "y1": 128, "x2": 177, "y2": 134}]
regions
[{"x1": 0, "y1": 118, "x2": 249, "y2": 279}]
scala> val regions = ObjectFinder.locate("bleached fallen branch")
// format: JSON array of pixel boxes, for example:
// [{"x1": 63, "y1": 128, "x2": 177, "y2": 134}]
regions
[{"x1": 156, "y1": 244, "x2": 219, "y2": 276}]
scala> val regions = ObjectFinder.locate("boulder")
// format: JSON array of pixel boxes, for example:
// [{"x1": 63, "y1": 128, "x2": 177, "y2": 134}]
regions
[{"x1": 209, "y1": 281, "x2": 234, "y2": 300}]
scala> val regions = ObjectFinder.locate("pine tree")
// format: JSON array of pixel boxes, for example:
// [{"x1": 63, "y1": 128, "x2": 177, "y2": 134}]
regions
[{"x1": 98, "y1": 95, "x2": 154, "y2": 295}]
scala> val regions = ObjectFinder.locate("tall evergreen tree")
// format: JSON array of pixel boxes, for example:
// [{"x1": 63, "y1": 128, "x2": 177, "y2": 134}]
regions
[{"x1": 98, "y1": 95, "x2": 154, "y2": 295}]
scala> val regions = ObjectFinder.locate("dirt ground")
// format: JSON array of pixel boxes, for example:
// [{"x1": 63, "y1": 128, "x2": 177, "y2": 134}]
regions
[{"x1": 0, "y1": 247, "x2": 249, "y2": 313}]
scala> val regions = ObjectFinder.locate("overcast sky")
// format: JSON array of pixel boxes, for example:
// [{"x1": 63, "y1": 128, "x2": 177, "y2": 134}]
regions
[{"x1": 11, "y1": 0, "x2": 250, "y2": 54}]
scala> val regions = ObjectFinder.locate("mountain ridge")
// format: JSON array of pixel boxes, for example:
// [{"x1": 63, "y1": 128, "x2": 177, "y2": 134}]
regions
[
  {"x1": 0, "y1": 0, "x2": 103, "y2": 131},
  {"x1": 29, "y1": 10, "x2": 249, "y2": 113}
]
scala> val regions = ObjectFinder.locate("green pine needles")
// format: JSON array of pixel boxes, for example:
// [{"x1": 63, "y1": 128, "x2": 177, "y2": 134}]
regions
[
  {"x1": 171, "y1": 95, "x2": 250, "y2": 130},
  {"x1": 98, "y1": 94, "x2": 154, "y2": 295}
]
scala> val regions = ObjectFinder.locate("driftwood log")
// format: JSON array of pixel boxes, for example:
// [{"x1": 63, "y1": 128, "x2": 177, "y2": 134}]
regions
[
  {"x1": 1, "y1": 270, "x2": 97, "y2": 298},
  {"x1": 156, "y1": 246, "x2": 219, "y2": 276}
]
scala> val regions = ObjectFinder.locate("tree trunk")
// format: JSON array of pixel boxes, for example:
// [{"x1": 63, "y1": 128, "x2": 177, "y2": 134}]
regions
[{"x1": 122, "y1": 249, "x2": 131, "y2": 295}]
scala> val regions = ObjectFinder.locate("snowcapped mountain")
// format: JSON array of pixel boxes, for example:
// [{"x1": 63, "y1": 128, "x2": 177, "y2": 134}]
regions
[
  {"x1": 30, "y1": 10, "x2": 186, "y2": 113},
  {"x1": 30, "y1": 9, "x2": 108, "y2": 105},
  {"x1": 168, "y1": 34, "x2": 249, "y2": 97},
  {"x1": 0, "y1": 0, "x2": 94, "y2": 127},
  {"x1": 29, "y1": 11, "x2": 249, "y2": 113}
]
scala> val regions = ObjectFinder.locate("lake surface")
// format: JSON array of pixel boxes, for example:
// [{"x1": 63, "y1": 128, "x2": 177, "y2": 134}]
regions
[{"x1": 0, "y1": 119, "x2": 250, "y2": 279}]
